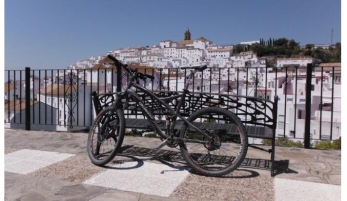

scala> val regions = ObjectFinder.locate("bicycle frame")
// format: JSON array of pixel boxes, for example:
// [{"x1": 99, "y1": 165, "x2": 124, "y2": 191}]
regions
[{"x1": 112, "y1": 70, "x2": 213, "y2": 143}]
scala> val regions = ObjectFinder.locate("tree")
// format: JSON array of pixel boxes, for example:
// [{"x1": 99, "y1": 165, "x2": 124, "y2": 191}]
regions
[
  {"x1": 242, "y1": 37, "x2": 340, "y2": 63},
  {"x1": 332, "y1": 42, "x2": 341, "y2": 62},
  {"x1": 233, "y1": 44, "x2": 245, "y2": 54},
  {"x1": 312, "y1": 48, "x2": 331, "y2": 63},
  {"x1": 273, "y1": 38, "x2": 288, "y2": 46},
  {"x1": 305, "y1": 44, "x2": 314, "y2": 50}
]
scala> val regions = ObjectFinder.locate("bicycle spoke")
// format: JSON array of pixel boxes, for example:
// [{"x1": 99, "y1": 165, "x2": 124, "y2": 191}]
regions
[
  {"x1": 87, "y1": 108, "x2": 125, "y2": 166},
  {"x1": 180, "y1": 107, "x2": 248, "y2": 176}
]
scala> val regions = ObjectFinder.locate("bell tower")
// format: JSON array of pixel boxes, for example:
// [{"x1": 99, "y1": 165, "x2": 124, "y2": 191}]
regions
[{"x1": 184, "y1": 28, "x2": 191, "y2": 40}]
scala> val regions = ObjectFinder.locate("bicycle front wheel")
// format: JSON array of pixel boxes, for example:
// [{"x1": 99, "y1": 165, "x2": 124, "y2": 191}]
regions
[
  {"x1": 180, "y1": 107, "x2": 248, "y2": 176},
  {"x1": 87, "y1": 107, "x2": 125, "y2": 166}
]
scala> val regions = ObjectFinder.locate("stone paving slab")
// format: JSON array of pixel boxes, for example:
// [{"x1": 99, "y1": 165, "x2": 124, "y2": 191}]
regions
[
  {"x1": 84, "y1": 161, "x2": 189, "y2": 197},
  {"x1": 4, "y1": 129, "x2": 342, "y2": 201},
  {"x1": 5, "y1": 149, "x2": 74, "y2": 174},
  {"x1": 274, "y1": 178, "x2": 341, "y2": 201},
  {"x1": 5, "y1": 172, "x2": 108, "y2": 201}
]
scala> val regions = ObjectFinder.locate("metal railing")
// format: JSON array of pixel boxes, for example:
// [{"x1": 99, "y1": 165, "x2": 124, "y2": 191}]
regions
[{"x1": 4, "y1": 64, "x2": 341, "y2": 143}]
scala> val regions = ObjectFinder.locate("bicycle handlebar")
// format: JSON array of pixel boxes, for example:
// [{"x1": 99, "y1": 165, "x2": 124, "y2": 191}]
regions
[
  {"x1": 107, "y1": 54, "x2": 124, "y2": 68},
  {"x1": 129, "y1": 68, "x2": 155, "y2": 80},
  {"x1": 107, "y1": 54, "x2": 155, "y2": 80}
]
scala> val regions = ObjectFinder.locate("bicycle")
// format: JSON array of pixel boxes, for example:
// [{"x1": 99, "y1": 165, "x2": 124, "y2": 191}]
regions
[{"x1": 87, "y1": 55, "x2": 248, "y2": 176}]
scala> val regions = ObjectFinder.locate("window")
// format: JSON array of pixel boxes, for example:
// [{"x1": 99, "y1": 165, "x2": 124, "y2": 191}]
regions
[
  {"x1": 290, "y1": 131, "x2": 295, "y2": 136},
  {"x1": 319, "y1": 103, "x2": 332, "y2": 111},
  {"x1": 278, "y1": 115, "x2": 285, "y2": 129},
  {"x1": 298, "y1": 110, "x2": 304, "y2": 119}
]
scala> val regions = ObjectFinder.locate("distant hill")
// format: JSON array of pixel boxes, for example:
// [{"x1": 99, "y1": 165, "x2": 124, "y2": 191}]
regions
[{"x1": 233, "y1": 38, "x2": 341, "y2": 64}]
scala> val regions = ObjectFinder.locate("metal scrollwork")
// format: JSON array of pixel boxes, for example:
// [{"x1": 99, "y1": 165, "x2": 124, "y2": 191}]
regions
[
  {"x1": 94, "y1": 90, "x2": 277, "y2": 129},
  {"x1": 64, "y1": 80, "x2": 78, "y2": 128}
]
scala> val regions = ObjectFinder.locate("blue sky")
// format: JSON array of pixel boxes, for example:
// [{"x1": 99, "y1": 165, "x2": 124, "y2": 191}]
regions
[{"x1": 4, "y1": 0, "x2": 342, "y2": 70}]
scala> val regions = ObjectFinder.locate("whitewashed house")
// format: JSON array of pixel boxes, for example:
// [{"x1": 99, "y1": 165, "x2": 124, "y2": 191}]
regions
[
  {"x1": 38, "y1": 83, "x2": 93, "y2": 131},
  {"x1": 276, "y1": 57, "x2": 314, "y2": 68},
  {"x1": 263, "y1": 68, "x2": 341, "y2": 141}
]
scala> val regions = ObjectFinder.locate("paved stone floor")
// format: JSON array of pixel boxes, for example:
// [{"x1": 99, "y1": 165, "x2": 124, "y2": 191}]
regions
[{"x1": 4, "y1": 129, "x2": 342, "y2": 201}]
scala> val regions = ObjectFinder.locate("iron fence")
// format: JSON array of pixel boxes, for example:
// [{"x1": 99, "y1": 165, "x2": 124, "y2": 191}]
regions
[{"x1": 4, "y1": 64, "x2": 341, "y2": 142}]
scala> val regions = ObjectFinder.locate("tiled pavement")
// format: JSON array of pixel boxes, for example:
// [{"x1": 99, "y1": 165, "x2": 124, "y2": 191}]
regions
[{"x1": 4, "y1": 129, "x2": 341, "y2": 201}]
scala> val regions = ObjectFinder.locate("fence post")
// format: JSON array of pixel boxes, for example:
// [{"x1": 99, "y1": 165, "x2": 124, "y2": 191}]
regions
[
  {"x1": 25, "y1": 67, "x2": 31, "y2": 130},
  {"x1": 117, "y1": 65, "x2": 122, "y2": 93},
  {"x1": 304, "y1": 63, "x2": 313, "y2": 148}
]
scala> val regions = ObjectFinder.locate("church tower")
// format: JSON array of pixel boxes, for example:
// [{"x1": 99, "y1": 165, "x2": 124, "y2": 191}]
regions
[{"x1": 184, "y1": 28, "x2": 191, "y2": 40}]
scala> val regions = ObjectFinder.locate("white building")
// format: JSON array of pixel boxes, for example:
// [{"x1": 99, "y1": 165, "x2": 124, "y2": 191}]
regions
[
  {"x1": 37, "y1": 83, "x2": 93, "y2": 131},
  {"x1": 276, "y1": 57, "x2": 314, "y2": 68},
  {"x1": 262, "y1": 67, "x2": 341, "y2": 141},
  {"x1": 240, "y1": 40, "x2": 260, "y2": 45}
]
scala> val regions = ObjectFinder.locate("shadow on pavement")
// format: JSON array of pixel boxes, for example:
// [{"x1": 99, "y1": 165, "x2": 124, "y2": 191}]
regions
[
  {"x1": 272, "y1": 160, "x2": 298, "y2": 176},
  {"x1": 105, "y1": 145, "x2": 298, "y2": 178}
]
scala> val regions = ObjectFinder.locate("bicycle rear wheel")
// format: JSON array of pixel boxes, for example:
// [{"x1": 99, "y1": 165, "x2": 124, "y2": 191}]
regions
[
  {"x1": 179, "y1": 107, "x2": 248, "y2": 176},
  {"x1": 87, "y1": 107, "x2": 125, "y2": 166}
]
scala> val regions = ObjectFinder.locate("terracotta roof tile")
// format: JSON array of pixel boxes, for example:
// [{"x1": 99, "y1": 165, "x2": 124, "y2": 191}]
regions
[
  {"x1": 179, "y1": 40, "x2": 194, "y2": 46},
  {"x1": 4, "y1": 99, "x2": 37, "y2": 111},
  {"x1": 207, "y1": 48, "x2": 232, "y2": 52},
  {"x1": 39, "y1": 84, "x2": 81, "y2": 96},
  {"x1": 127, "y1": 63, "x2": 158, "y2": 75},
  {"x1": 90, "y1": 63, "x2": 117, "y2": 69},
  {"x1": 318, "y1": 63, "x2": 341, "y2": 67},
  {"x1": 4, "y1": 82, "x2": 18, "y2": 92}
]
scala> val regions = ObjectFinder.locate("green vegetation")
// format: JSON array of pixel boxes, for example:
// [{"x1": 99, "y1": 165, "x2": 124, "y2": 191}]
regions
[
  {"x1": 314, "y1": 137, "x2": 341, "y2": 150},
  {"x1": 125, "y1": 129, "x2": 158, "y2": 138},
  {"x1": 332, "y1": 137, "x2": 341, "y2": 149},
  {"x1": 203, "y1": 118, "x2": 216, "y2": 123},
  {"x1": 125, "y1": 129, "x2": 142, "y2": 137},
  {"x1": 262, "y1": 137, "x2": 341, "y2": 150},
  {"x1": 143, "y1": 133, "x2": 157, "y2": 138},
  {"x1": 275, "y1": 137, "x2": 303, "y2": 148},
  {"x1": 313, "y1": 141, "x2": 332, "y2": 149},
  {"x1": 233, "y1": 37, "x2": 341, "y2": 64},
  {"x1": 262, "y1": 137, "x2": 303, "y2": 148}
]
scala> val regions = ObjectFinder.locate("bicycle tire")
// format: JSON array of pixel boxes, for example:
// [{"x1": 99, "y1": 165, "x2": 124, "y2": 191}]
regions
[
  {"x1": 87, "y1": 107, "x2": 125, "y2": 166},
  {"x1": 179, "y1": 107, "x2": 248, "y2": 176}
]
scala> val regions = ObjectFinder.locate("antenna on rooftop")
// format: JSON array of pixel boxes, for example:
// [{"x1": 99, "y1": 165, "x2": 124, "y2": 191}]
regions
[{"x1": 331, "y1": 29, "x2": 333, "y2": 45}]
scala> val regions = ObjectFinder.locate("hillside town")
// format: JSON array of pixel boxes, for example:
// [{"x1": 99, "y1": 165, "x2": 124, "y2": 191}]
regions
[
  {"x1": 67, "y1": 29, "x2": 317, "y2": 70},
  {"x1": 4, "y1": 29, "x2": 341, "y2": 143}
]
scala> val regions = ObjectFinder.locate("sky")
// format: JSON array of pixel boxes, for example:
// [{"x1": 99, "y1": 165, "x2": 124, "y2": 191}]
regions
[{"x1": 3, "y1": 0, "x2": 342, "y2": 70}]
